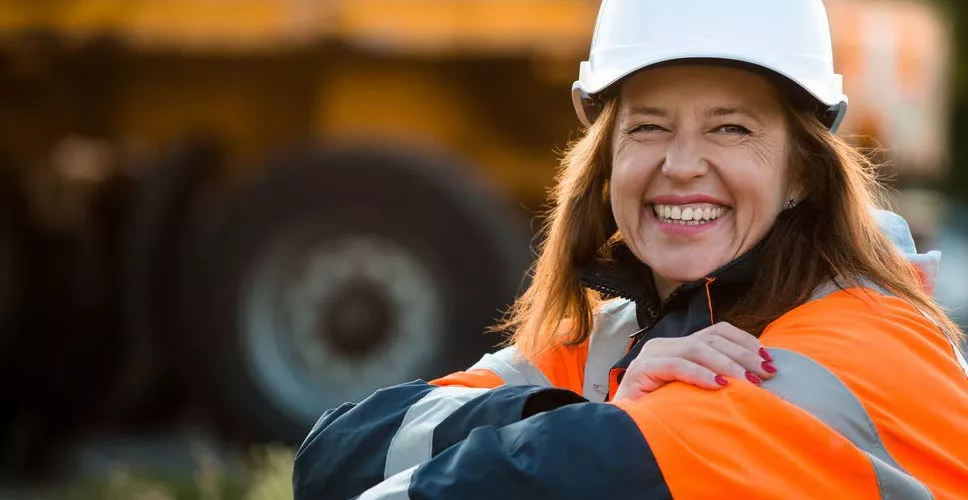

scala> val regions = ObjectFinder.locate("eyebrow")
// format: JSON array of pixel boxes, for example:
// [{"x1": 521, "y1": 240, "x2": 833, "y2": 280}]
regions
[
  {"x1": 627, "y1": 106, "x2": 669, "y2": 117},
  {"x1": 707, "y1": 106, "x2": 763, "y2": 124},
  {"x1": 626, "y1": 105, "x2": 763, "y2": 124}
]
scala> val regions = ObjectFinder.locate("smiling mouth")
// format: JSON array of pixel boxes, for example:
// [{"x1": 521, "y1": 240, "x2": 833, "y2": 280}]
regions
[{"x1": 652, "y1": 203, "x2": 731, "y2": 225}]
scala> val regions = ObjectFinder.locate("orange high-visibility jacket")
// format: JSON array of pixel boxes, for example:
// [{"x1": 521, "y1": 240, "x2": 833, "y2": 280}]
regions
[{"x1": 294, "y1": 213, "x2": 968, "y2": 499}]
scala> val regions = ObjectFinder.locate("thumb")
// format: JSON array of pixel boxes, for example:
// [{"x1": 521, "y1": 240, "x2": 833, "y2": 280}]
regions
[{"x1": 614, "y1": 370, "x2": 668, "y2": 401}]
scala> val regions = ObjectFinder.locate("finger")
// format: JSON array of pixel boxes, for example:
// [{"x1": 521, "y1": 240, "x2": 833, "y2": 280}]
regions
[
  {"x1": 705, "y1": 335, "x2": 777, "y2": 380},
  {"x1": 681, "y1": 342, "x2": 751, "y2": 381},
  {"x1": 650, "y1": 336, "x2": 772, "y2": 382},
  {"x1": 637, "y1": 337, "x2": 673, "y2": 358},
  {"x1": 708, "y1": 322, "x2": 769, "y2": 359},
  {"x1": 612, "y1": 379, "x2": 650, "y2": 402},
  {"x1": 638, "y1": 357, "x2": 727, "y2": 391}
]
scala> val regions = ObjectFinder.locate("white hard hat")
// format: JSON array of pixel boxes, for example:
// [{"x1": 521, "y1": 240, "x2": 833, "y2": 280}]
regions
[{"x1": 572, "y1": 0, "x2": 848, "y2": 132}]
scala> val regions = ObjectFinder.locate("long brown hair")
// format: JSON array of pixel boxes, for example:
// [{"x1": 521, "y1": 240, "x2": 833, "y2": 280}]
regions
[{"x1": 497, "y1": 89, "x2": 964, "y2": 360}]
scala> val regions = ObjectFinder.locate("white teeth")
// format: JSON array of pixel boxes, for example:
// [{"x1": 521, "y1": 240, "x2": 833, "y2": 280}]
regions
[{"x1": 652, "y1": 203, "x2": 729, "y2": 223}]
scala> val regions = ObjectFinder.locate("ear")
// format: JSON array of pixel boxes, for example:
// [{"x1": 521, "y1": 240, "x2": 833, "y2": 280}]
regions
[
  {"x1": 785, "y1": 177, "x2": 807, "y2": 207},
  {"x1": 788, "y1": 191, "x2": 806, "y2": 205}
]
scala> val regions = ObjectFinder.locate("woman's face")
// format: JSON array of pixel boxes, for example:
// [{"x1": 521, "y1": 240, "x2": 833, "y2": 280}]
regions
[{"x1": 610, "y1": 65, "x2": 797, "y2": 297}]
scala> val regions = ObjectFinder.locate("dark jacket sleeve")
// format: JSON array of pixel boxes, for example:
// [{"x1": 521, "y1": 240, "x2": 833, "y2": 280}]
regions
[
  {"x1": 391, "y1": 401, "x2": 671, "y2": 500},
  {"x1": 291, "y1": 380, "x2": 634, "y2": 499}
]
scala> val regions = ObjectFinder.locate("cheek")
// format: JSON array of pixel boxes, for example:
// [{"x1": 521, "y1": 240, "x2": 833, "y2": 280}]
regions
[
  {"x1": 741, "y1": 182, "x2": 783, "y2": 229},
  {"x1": 723, "y1": 151, "x2": 788, "y2": 228},
  {"x1": 610, "y1": 154, "x2": 655, "y2": 226}
]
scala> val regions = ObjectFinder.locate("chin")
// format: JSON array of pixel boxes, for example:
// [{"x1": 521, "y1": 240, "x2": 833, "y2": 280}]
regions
[
  {"x1": 652, "y1": 266, "x2": 710, "y2": 285},
  {"x1": 649, "y1": 251, "x2": 728, "y2": 284}
]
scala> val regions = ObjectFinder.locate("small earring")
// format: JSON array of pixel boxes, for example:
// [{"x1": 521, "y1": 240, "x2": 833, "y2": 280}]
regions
[{"x1": 786, "y1": 198, "x2": 799, "y2": 209}]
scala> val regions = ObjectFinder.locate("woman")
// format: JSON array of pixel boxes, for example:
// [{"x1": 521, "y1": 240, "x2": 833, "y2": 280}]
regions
[{"x1": 294, "y1": 1, "x2": 968, "y2": 498}]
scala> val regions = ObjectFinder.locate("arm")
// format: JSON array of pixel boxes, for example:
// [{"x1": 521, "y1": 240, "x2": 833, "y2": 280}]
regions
[
  {"x1": 358, "y1": 401, "x2": 669, "y2": 500},
  {"x1": 349, "y1": 372, "x2": 895, "y2": 500},
  {"x1": 347, "y1": 289, "x2": 950, "y2": 500},
  {"x1": 294, "y1": 299, "x2": 653, "y2": 498},
  {"x1": 292, "y1": 346, "x2": 584, "y2": 499},
  {"x1": 349, "y1": 375, "x2": 891, "y2": 500}
]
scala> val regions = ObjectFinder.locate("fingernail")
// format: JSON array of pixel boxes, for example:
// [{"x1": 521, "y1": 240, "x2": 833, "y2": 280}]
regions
[
  {"x1": 762, "y1": 362, "x2": 777, "y2": 374},
  {"x1": 745, "y1": 372, "x2": 762, "y2": 385},
  {"x1": 715, "y1": 375, "x2": 729, "y2": 386},
  {"x1": 759, "y1": 348, "x2": 773, "y2": 362}
]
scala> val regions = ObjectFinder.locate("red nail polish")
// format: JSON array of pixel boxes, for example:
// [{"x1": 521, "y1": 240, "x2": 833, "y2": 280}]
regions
[
  {"x1": 759, "y1": 347, "x2": 773, "y2": 362},
  {"x1": 746, "y1": 372, "x2": 762, "y2": 385},
  {"x1": 715, "y1": 375, "x2": 729, "y2": 386},
  {"x1": 762, "y1": 362, "x2": 777, "y2": 374}
]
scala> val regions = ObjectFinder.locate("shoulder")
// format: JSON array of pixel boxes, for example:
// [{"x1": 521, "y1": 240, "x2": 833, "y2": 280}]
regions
[
  {"x1": 761, "y1": 286, "x2": 962, "y2": 384},
  {"x1": 764, "y1": 286, "x2": 945, "y2": 345},
  {"x1": 519, "y1": 299, "x2": 638, "y2": 396}
]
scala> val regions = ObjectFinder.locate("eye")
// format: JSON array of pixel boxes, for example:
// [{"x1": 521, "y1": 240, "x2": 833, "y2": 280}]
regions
[
  {"x1": 713, "y1": 124, "x2": 751, "y2": 136},
  {"x1": 629, "y1": 124, "x2": 668, "y2": 134}
]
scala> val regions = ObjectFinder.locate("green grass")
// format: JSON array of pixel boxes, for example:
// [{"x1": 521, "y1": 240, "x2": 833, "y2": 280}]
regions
[{"x1": 53, "y1": 445, "x2": 295, "y2": 500}]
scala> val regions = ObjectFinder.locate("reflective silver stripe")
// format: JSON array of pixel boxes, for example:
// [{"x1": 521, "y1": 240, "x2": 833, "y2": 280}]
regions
[
  {"x1": 762, "y1": 349, "x2": 933, "y2": 499},
  {"x1": 360, "y1": 465, "x2": 417, "y2": 500},
  {"x1": 911, "y1": 303, "x2": 968, "y2": 381},
  {"x1": 925, "y1": 314, "x2": 968, "y2": 380},
  {"x1": 920, "y1": 312, "x2": 968, "y2": 380},
  {"x1": 469, "y1": 346, "x2": 552, "y2": 387},
  {"x1": 953, "y1": 340, "x2": 968, "y2": 380},
  {"x1": 472, "y1": 300, "x2": 638, "y2": 401},
  {"x1": 583, "y1": 300, "x2": 639, "y2": 401},
  {"x1": 383, "y1": 386, "x2": 489, "y2": 478}
]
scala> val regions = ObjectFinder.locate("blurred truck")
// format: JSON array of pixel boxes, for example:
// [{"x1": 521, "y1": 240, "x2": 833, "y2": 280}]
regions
[{"x1": 0, "y1": 0, "x2": 954, "y2": 462}]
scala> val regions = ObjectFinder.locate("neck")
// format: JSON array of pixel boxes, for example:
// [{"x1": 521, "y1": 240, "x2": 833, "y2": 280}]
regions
[{"x1": 650, "y1": 272, "x2": 682, "y2": 302}]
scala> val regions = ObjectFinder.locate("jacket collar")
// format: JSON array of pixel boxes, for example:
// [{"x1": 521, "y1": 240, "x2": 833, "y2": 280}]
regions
[
  {"x1": 578, "y1": 242, "x2": 763, "y2": 401},
  {"x1": 576, "y1": 241, "x2": 762, "y2": 328}
]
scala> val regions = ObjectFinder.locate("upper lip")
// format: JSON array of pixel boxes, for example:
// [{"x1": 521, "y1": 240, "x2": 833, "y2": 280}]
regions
[{"x1": 648, "y1": 194, "x2": 731, "y2": 207}]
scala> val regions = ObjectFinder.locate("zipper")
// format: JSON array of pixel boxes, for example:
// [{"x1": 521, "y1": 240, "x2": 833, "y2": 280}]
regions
[
  {"x1": 583, "y1": 281, "x2": 644, "y2": 304},
  {"x1": 584, "y1": 281, "x2": 659, "y2": 328},
  {"x1": 628, "y1": 324, "x2": 654, "y2": 339}
]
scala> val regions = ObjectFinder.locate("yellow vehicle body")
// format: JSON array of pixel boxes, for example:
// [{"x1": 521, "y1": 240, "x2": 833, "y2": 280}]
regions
[{"x1": 0, "y1": 0, "x2": 950, "y2": 205}]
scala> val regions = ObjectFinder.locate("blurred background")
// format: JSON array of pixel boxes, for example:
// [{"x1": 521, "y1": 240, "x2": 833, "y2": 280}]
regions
[{"x1": 0, "y1": 0, "x2": 965, "y2": 498}]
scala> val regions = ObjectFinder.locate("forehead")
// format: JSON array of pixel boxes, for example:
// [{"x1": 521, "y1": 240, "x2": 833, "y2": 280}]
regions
[{"x1": 619, "y1": 65, "x2": 781, "y2": 112}]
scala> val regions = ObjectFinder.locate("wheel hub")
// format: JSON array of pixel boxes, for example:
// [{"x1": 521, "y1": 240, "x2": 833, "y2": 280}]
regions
[
  {"x1": 243, "y1": 231, "x2": 445, "y2": 420},
  {"x1": 322, "y1": 279, "x2": 394, "y2": 358}
]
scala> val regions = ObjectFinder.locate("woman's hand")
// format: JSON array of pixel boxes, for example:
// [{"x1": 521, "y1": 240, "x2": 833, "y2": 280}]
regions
[{"x1": 613, "y1": 322, "x2": 777, "y2": 401}]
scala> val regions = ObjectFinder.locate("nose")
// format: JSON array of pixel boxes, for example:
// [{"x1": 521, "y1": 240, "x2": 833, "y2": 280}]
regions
[{"x1": 661, "y1": 135, "x2": 709, "y2": 182}]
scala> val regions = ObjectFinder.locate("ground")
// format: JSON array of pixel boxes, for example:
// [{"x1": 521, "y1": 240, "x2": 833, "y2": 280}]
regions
[{"x1": 1, "y1": 431, "x2": 294, "y2": 500}]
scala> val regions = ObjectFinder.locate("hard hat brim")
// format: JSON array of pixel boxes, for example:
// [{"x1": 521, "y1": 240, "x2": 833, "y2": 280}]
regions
[{"x1": 572, "y1": 54, "x2": 848, "y2": 132}]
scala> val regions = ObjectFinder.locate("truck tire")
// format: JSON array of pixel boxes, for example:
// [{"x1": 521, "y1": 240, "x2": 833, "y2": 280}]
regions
[
  {"x1": 175, "y1": 146, "x2": 531, "y2": 443},
  {"x1": 0, "y1": 165, "x2": 27, "y2": 473},
  {"x1": 0, "y1": 163, "x2": 27, "y2": 356},
  {"x1": 0, "y1": 205, "x2": 23, "y2": 354},
  {"x1": 110, "y1": 140, "x2": 221, "y2": 423}
]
